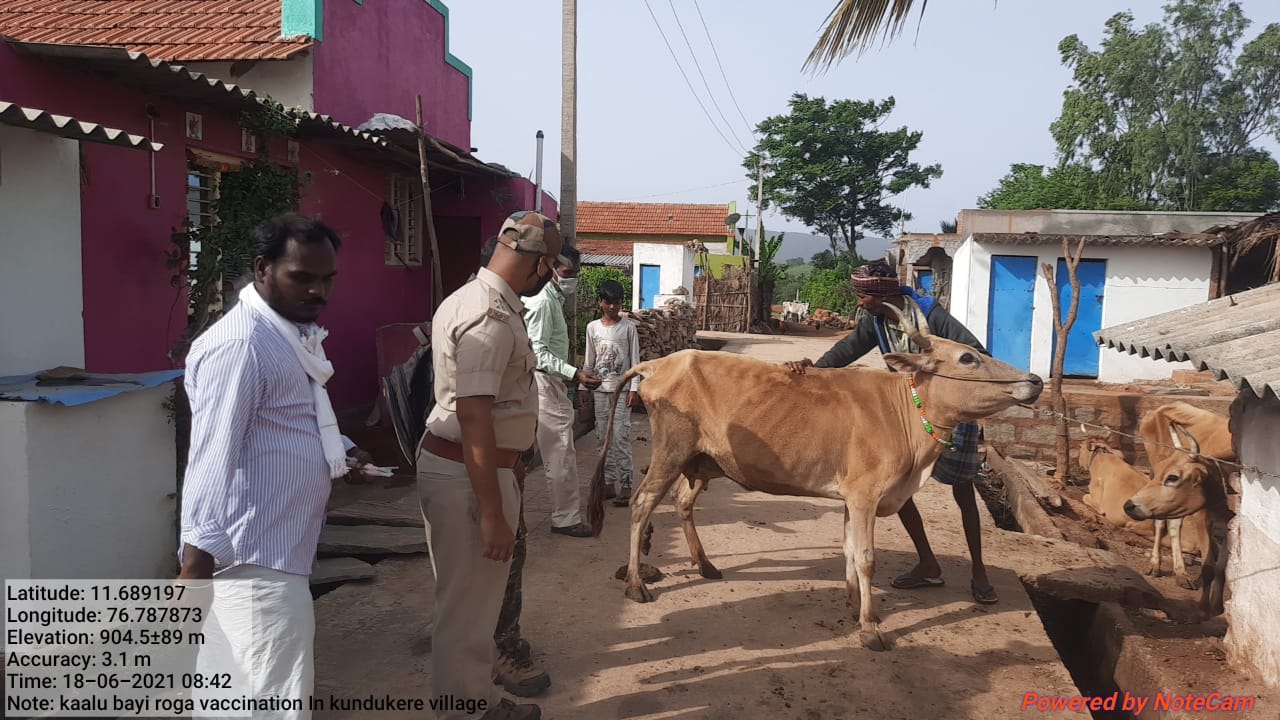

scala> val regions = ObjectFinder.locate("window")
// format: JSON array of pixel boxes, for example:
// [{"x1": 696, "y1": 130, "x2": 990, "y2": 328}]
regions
[
  {"x1": 183, "y1": 150, "x2": 242, "y2": 318},
  {"x1": 385, "y1": 173, "x2": 423, "y2": 267}
]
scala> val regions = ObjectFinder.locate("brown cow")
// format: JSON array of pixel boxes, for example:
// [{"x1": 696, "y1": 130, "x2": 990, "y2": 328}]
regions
[
  {"x1": 587, "y1": 304, "x2": 1043, "y2": 650},
  {"x1": 1124, "y1": 405, "x2": 1238, "y2": 618},
  {"x1": 1078, "y1": 437, "x2": 1209, "y2": 585}
]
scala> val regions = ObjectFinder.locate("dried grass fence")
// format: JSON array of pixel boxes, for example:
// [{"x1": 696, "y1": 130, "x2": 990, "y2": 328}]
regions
[{"x1": 694, "y1": 266, "x2": 760, "y2": 333}]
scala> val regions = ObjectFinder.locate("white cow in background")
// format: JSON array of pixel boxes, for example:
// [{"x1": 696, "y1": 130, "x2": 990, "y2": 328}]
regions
[{"x1": 782, "y1": 300, "x2": 810, "y2": 323}]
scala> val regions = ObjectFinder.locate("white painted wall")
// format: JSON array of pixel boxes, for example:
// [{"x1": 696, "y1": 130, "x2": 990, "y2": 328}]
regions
[
  {"x1": 632, "y1": 243, "x2": 695, "y2": 309},
  {"x1": 0, "y1": 402, "x2": 32, "y2": 582},
  {"x1": 950, "y1": 239, "x2": 1208, "y2": 382},
  {"x1": 0, "y1": 386, "x2": 177, "y2": 648},
  {"x1": 1225, "y1": 394, "x2": 1280, "y2": 687},
  {"x1": 186, "y1": 56, "x2": 315, "y2": 111},
  {"x1": 0, "y1": 126, "x2": 85, "y2": 376}
]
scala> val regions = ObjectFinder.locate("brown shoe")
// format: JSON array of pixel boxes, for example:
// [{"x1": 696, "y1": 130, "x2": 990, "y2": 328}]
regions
[
  {"x1": 480, "y1": 698, "x2": 541, "y2": 720},
  {"x1": 493, "y1": 644, "x2": 551, "y2": 697}
]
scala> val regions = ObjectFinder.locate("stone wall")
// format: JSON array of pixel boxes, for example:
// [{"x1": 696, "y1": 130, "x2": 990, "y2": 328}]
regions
[{"x1": 983, "y1": 378, "x2": 1236, "y2": 475}]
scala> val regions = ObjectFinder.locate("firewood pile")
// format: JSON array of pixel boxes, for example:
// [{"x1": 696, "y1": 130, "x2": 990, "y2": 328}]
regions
[
  {"x1": 628, "y1": 299, "x2": 699, "y2": 361},
  {"x1": 805, "y1": 309, "x2": 856, "y2": 330}
]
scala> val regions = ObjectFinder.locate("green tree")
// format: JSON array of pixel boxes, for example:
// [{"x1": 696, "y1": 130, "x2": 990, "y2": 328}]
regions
[
  {"x1": 745, "y1": 93, "x2": 941, "y2": 258},
  {"x1": 977, "y1": 163, "x2": 1154, "y2": 211},
  {"x1": 1050, "y1": 0, "x2": 1280, "y2": 211}
]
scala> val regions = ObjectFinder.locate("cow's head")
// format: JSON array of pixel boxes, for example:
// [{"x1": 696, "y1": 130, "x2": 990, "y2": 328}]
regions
[
  {"x1": 1078, "y1": 437, "x2": 1113, "y2": 472},
  {"x1": 879, "y1": 303, "x2": 1044, "y2": 418},
  {"x1": 1124, "y1": 422, "x2": 1223, "y2": 521}
]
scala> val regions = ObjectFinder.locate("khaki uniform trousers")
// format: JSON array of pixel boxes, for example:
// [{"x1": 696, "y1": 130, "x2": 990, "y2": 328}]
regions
[
  {"x1": 533, "y1": 372, "x2": 582, "y2": 528},
  {"x1": 417, "y1": 449, "x2": 521, "y2": 719}
]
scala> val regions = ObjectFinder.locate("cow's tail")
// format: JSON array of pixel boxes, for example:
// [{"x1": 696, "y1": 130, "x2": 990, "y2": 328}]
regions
[{"x1": 588, "y1": 362, "x2": 652, "y2": 537}]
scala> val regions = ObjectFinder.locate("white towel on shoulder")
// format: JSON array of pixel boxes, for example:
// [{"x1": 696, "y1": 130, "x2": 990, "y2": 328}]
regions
[{"x1": 238, "y1": 283, "x2": 348, "y2": 479}]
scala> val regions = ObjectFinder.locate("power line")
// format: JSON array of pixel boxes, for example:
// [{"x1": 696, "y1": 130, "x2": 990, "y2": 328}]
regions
[
  {"x1": 665, "y1": 0, "x2": 752, "y2": 155},
  {"x1": 692, "y1": 0, "x2": 757, "y2": 144},
  {"x1": 641, "y1": 0, "x2": 749, "y2": 159}
]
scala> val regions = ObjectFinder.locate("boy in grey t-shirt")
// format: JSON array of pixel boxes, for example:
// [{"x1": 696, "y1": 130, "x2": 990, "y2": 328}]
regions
[{"x1": 579, "y1": 280, "x2": 641, "y2": 505}]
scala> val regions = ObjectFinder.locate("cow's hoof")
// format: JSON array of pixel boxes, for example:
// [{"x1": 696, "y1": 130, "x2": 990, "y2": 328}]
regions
[
  {"x1": 859, "y1": 630, "x2": 892, "y2": 652},
  {"x1": 1177, "y1": 575, "x2": 1201, "y2": 591},
  {"x1": 614, "y1": 563, "x2": 663, "y2": 583},
  {"x1": 1145, "y1": 565, "x2": 1162, "y2": 577},
  {"x1": 698, "y1": 563, "x2": 722, "y2": 580},
  {"x1": 624, "y1": 584, "x2": 654, "y2": 603}
]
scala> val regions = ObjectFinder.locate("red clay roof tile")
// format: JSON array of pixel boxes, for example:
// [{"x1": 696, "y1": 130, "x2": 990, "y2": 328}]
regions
[
  {"x1": 0, "y1": 0, "x2": 311, "y2": 61},
  {"x1": 576, "y1": 202, "x2": 733, "y2": 238}
]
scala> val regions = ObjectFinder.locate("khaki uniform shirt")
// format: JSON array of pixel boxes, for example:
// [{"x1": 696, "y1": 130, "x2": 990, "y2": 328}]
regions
[{"x1": 425, "y1": 267, "x2": 538, "y2": 452}]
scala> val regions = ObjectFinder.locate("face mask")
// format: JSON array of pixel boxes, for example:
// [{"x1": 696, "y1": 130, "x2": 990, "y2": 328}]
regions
[
  {"x1": 522, "y1": 258, "x2": 554, "y2": 297},
  {"x1": 557, "y1": 277, "x2": 578, "y2": 295}
]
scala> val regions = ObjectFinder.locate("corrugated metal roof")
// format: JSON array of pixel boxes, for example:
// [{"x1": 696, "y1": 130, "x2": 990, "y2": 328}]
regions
[
  {"x1": 1094, "y1": 283, "x2": 1280, "y2": 400},
  {"x1": 6, "y1": 41, "x2": 386, "y2": 149},
  {"x1": 0, "y1": 99, "x2": 162, "y2": 151},
  {"x1": 0, "y1": 0, "x2": 311, "y2": 62},
  {"x1": 581, "y1": 253, "x2": 632, "y2": 267},
  {"x1": 972, "y1": 232, "x2": 1223, "y2": 247}
]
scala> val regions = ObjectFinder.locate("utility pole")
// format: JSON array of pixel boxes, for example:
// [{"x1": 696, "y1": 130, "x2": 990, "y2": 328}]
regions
[
  {"x1": 562, "y1": 0, "x2": 579, "y2": 369},
  {"x1": 561, "y1": 0, "x2": 577, "y2": 243},
  {"x1": 755, "y1": 158, "x2": 764, "y2": 261},
  {"x1": 416, "y1": 94, "x2": 443, "y2": 312}
]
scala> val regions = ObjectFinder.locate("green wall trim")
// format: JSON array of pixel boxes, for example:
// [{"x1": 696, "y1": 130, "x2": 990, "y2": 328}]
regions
[
  {"x1": 282, "y1": 0, "x2": 323, "y2": 41},
  {"x1": 425, "y1": 0, "x2": 474, "y2": 120}
]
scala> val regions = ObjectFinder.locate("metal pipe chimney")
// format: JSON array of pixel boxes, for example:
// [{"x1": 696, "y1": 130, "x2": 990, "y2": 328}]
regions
[{"x1": 534, "y1": 130, "x2": 545, "y2": 212}]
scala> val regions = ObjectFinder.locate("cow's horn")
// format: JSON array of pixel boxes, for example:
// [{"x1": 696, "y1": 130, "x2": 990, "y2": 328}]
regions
[
  {"x1": 1173, "y1": 423, "x2": 1200, "y2": 455},
  {"x1": 1168, "y1": 422, "x2": 1184, "y2": 450},
  {"x1": 882, "y1": 302, "x2": 932, "y2": 351}
]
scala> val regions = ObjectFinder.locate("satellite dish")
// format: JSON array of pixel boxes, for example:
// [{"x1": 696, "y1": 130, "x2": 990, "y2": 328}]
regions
[{"x1": 725, "y1": 213, "x2": 741, "y2": 225}]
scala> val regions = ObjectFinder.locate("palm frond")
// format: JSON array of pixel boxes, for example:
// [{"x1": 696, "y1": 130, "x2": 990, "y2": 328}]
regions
[{"x1": 803, "y1": 0, "x2": 927, "y2": 75}]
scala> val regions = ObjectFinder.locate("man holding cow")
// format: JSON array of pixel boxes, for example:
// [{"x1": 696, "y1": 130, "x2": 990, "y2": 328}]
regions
[{"x1": 786, "y1": 260, "x2": 999, "y2": 605}]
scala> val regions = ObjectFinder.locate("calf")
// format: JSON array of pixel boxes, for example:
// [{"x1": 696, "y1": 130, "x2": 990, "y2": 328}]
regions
[
  {"x1": 1078, "y1": 437, "x2": 1208, "y2": 586},
  {"x1": 588, "y1": 303, "x2": 1044, "y2": 650},
  {"x1": 1124, "y1": 420, "x2": 1237, "y2": 618}
]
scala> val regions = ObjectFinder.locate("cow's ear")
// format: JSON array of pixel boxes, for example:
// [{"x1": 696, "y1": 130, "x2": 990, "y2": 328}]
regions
[{"x1": 883, "y1": 352, "x2": 938, "y2": 374}]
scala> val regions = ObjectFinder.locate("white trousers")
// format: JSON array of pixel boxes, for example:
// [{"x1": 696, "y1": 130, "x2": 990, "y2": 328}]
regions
[
  {"x1": 417, "y1": 450, "x2": 521, "y2": 720},
  {"x1": 534, "y1": 372, "x2": 582, "y2": 528},
  {"x1": 193, "y1": 564, "x2": 314, "y2": 720}
]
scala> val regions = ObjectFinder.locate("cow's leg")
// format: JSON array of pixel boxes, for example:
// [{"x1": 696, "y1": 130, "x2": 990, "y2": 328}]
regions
[
  {"x1": 1169, "y1": 518, "x2": 1197, "y2": 590},
  {"x1": 673, "y1": 476, "x2": 718, "y2": 579},
  {"x1": 1146, "y1": 519, "x2": 1165, "y2": 576},
  {"x1": 844, "y1": 500, "x2": 889, "y2": 651},
  {"x1": 624, "y1": 461, "x2": 684, "y2": 603},
  {"x1": 1200, "y1": 531, "x2": 1228, "y2": 618}
]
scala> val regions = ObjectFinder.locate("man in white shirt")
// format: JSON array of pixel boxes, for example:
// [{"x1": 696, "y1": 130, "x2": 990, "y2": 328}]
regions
[{"x1": 179, "y1": 213, "x2": 372, "y2": 719}]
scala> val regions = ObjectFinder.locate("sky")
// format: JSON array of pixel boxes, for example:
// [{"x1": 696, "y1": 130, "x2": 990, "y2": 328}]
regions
[{"x1": 445, "y1": 0, "x2": 1280, "y2": 238}]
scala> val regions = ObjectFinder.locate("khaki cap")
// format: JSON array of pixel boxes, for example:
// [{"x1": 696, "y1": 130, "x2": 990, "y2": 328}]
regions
[{"x1": 498, "y1": 211, "x2": 570, "y2": 266}]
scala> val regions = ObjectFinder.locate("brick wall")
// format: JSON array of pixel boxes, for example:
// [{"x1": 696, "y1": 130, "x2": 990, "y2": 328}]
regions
[{"x1": 983, "y1": 380, "x2": 1236, "y2": 473}]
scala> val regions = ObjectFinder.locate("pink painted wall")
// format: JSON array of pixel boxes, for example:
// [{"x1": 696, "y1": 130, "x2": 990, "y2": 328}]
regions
[
  {"x1": 1, "y1": 43, "x2": 194, "y2": 376},
  {"x1": 313, "y1": 0, "x2": 470, "y2": 150},
  {"x1": 0, "y1": 43, "x2": 434, "y2": 409}
]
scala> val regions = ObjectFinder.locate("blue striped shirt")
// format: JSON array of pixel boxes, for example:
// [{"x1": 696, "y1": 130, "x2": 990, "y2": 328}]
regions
[{"x1": 178, "y1": 301, "x2": 336, "y2": 577}]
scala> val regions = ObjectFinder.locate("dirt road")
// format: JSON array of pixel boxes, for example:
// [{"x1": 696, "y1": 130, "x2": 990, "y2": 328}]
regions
[{"x1": 313, "y1": 331, "x2": 1082, "y2": 719}]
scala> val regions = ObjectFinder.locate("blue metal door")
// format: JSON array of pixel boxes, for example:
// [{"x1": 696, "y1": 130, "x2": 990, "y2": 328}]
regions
[
  {"x1": 1053, "y1": 258, "x2": 1106, "y2": 377},
  {"x1": 917, "y1": 270, "x2": 934, "y2": 295},
  {"x1": 639, "y1": 264, "x2": 661, "y2": 309},
  {"x1": 987, "y1": 255, "x2": 1037, "y2": 372}
]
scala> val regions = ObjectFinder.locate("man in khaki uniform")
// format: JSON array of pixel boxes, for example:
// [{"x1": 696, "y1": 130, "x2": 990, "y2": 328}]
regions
[{"x1": 418, "y1": 211, "x2": 567, "y2": 720}]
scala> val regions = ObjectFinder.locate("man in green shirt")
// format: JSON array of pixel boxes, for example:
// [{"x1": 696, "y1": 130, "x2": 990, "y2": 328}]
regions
[{"x1": 524, "y1": 245, "x2": 601, "y2": 537}]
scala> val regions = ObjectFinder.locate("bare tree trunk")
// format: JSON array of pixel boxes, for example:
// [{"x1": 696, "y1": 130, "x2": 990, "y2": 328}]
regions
[{"x1": 1040, "y1": 237, "x2": 1086, "y2": 487}]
